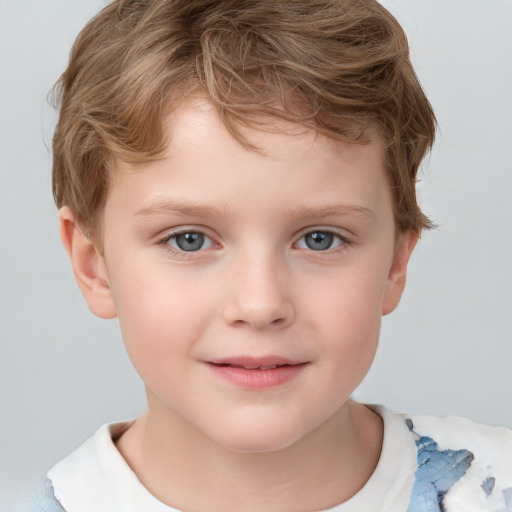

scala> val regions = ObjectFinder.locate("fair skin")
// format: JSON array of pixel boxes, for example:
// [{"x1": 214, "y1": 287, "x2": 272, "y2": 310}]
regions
[{"x1": 60, "y1": 97, "x2": 417, "y2": 511}]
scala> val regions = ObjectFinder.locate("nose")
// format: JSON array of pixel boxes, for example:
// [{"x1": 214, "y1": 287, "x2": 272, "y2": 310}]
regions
[{"x1": 222, "y1": 251, "x2": 295, "y2": 330}]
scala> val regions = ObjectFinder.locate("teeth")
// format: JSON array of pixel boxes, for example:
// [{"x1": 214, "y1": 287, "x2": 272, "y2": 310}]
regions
[
  {"x1": 214, "y1": 363, "x2": 283, "y2": 370},
  {"x1": 234, "y1": 364, "x2": 281, "y2": 370}
]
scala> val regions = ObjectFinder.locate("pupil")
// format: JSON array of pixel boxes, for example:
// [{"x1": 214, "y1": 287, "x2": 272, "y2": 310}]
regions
[
  {"x1": 176, "y1": 232, "x2": 204, "y2": 251},
  {"x1": 305, "y1": 231, "x2": 333, "y2": 251}
]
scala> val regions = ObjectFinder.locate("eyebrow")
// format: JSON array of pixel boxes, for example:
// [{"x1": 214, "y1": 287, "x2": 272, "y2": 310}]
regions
[
  {"x1": 134, "y1": 198, "x2": 375, "y2": 222},
  {"x1": 134, "y1": 198, "x2": 235, "y2": 219},
  {"x1": 286, "y1": 204, "x2": 375, "y2": 222}
]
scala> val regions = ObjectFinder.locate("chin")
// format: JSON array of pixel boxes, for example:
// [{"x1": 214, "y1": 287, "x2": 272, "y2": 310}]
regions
[{"x1": 207, "y1": 416, "x2": 312, "y2": 454}]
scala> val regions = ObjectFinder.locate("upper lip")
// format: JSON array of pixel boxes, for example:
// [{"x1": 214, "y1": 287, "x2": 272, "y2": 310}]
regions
[{"x1": 205, "y1": 356, "x2": 306, "y2": 370}]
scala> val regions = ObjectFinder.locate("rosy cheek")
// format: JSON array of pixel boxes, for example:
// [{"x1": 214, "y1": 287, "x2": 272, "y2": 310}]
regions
[{"x1": 313, "y1": 281, "x2": 382, "y2": 351}]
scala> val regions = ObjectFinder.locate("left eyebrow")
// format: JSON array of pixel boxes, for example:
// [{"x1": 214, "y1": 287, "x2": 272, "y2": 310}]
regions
[{"x1": 286, "y1": 204, "x2": 376, "y2": 222}]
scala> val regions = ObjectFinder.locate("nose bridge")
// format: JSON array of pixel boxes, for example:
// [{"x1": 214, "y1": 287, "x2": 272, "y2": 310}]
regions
[{"x1": 222, "y1": 245, "x2": 294, "y2": 329}]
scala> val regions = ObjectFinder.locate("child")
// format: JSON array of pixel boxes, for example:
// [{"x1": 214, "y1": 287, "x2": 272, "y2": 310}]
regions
[{"x1": 32, "y1": 0, "x2": 512, "y2": 510}]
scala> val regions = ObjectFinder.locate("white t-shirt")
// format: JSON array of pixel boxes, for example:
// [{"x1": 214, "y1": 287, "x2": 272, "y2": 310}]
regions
[{"x1": 47, "y1": 406, "x2": 512, "y2": 512}]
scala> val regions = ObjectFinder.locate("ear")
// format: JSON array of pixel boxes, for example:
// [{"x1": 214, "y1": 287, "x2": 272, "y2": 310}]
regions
[
  {"x1": 381, "y1": 230, "x2": 418, "y2": 316},
  {"x1": 59, "y1": 207, "x2": 117, "y2": 319}
]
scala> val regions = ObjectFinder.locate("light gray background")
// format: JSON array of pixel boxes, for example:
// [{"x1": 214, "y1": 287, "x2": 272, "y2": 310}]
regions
[{"x1": 1, "y1": 0, "x2": 511, "y2": 506}]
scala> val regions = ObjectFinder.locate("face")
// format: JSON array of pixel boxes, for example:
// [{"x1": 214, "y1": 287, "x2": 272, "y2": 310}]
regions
[{"x1": 94, "y1": 98, "x2": 413, "y2": 452}]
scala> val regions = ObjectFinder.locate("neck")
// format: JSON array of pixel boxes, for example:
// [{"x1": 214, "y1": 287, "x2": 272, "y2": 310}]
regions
[{"x1": 116, "y1": 399, "x2": 383, "y2": 511}]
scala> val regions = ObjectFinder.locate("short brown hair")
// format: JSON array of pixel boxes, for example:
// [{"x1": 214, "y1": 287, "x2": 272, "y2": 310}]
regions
[{"x1": 52, "y1": 0, "x2": 436, "y2": 244}]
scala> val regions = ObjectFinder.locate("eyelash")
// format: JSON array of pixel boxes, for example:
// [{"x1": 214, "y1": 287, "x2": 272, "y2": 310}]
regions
[
  {"x1": 156, "y1": 229, "x2": 215, "y2": 258},
  {"x1": 295, "y1": 230, "x2": 348, "y2": 253},
  {"x1": 156, "y1": 228, "x2": 351, "y2": 257}
]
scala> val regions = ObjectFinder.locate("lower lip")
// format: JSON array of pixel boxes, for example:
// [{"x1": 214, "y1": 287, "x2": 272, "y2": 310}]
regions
[{"x1": 206, "y1": 363, "x2": 308, "y2": 389}]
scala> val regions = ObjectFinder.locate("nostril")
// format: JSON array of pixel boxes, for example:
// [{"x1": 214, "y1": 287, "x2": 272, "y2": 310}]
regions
[{"x1": 222, "y1": 290, "x2": 295, "y2": 329}]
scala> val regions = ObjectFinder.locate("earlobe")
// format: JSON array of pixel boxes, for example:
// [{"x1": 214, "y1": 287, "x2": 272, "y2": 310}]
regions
[
  {"x1": 381, "y1": 231, "x2": 418, "y2": 316},
  {"x1": 58, "y1": 207, "x2": 117, "y2": 319}
]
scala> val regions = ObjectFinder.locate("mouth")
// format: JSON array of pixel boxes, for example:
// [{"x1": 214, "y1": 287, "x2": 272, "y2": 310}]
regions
[
  {"x1": 215, "y1": 364, "x2": 290, "y2": 370},
  {"x1": 206, "y1": 356, "x2": 306, "y2": 370},
  {"x1": 204, "y1": 356, "x2": 308, "y2": 388}
]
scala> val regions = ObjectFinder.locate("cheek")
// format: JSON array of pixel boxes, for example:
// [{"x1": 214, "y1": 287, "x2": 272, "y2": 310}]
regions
[
  {"x1": 306, "y1": 268, "x2": 386, "y2": 369},
  {"x1": 108, "y1": 268, "x2": 214, "y2": 379}
]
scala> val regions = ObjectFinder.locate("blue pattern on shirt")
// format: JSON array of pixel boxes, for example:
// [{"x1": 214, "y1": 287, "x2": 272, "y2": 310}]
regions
[{"x1": 406, "y1": 418, "x2": 474, "y2": 512}]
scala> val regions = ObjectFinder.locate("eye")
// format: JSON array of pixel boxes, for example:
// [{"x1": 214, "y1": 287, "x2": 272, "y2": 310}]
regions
[
  {"x1": 296, "y1": 230, "x2": 345, "y2": 251},
  {"x1": 165, "y1": 231, "x2": 214, "y2": 252}
]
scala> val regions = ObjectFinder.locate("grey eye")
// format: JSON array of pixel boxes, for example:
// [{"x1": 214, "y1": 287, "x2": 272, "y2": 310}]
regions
[
  {"x1": 297, "y1": 231, "x2": 344, "y2": 251},
  {"x1": 168, "y1": 232, "x2": 212, "y2": 252}
]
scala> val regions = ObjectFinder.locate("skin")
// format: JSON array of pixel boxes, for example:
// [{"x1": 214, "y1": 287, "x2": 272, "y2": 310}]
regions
[{"x1": 60, "y1": 97, "x2": 417, "y2": 511}]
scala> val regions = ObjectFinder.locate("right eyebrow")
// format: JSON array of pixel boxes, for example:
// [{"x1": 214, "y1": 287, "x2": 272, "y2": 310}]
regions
[{"x1": 133, "y1": 198, "x2": 234, "y2": 220}]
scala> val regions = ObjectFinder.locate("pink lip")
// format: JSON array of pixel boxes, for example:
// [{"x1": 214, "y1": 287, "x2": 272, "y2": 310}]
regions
[{"x1": 205, "y1": 356, "x2": 308, "y2": 389}]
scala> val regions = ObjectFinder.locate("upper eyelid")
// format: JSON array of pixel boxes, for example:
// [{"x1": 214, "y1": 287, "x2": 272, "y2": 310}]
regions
[
  {"x1": 156, "y1": 228, "x2": 215, "y2": 251},
  {"x1": 158, "y1": 226, "x2": 215, "y2": 241},
  {"x1": 294, "y1": 227, "x2": 351, "y2": 241},
  {"x1": 158, "y1": 229, "x2": 216, "y2": 257}
]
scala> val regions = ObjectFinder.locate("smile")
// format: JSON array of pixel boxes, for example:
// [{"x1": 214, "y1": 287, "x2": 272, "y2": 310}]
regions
[
  {"x1": 205, "y1": 357, "x2": 308, "y2": 389},
  {"x1": 215, "y1": 363, "x2": 292, "y2": 370}
]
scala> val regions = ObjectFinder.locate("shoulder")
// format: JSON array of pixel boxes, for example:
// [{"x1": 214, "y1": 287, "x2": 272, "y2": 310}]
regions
[
  {"x1": 411, "y1": 413, "x2": 512, "y2": 451},
  {"x1": 47, "y1": 420, "x2": 134, "y2": 510},
  {"x1": 410, "y1": 413, "x2": 512, "y2": 475},
  {"x1": 45, "y1": 419, "x2": 176, "y2": 511},
  {"x1": 407, "y1": 412, "x2": 512, "y2": 512}
]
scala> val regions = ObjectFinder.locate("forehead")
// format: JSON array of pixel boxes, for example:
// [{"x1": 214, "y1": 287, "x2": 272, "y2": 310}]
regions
[
  {"x1": 164, "y1": 97, "x2": 380, "y2": 165},
  {"x1": 108, "y1": 97, "x2": 391, "y2": 227}
]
